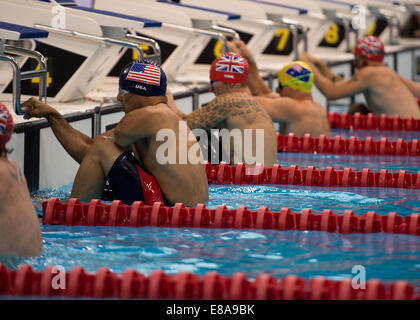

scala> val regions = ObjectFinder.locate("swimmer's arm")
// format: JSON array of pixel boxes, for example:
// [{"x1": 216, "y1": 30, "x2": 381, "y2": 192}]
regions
[
  {"x1": 246, "y1": 56, "x2": 273, "y2": 97},
  {"x1": 184, "y1": 97, "x2": 230, "y2": 130},
  {"x1": 312, "y1": 68, "x2": 369, "y2": 100},
  {"x1": 255, "y1": 96, "x2": 298, "y2": 123},
  {"x1": 399, "y1": 76, "x2": 420, "y2": 98},
  {"x1": 21, "y1": 98, "x2": 93, "y2": 164},
  {"x1": 114, "y1": 108, "x2": 156, "y2": 147},
  {"x1": 166, "y1": 90, "x2": 185, "y2": 118},
  {"x1": 227, "y1": 40, "x2": 272, "y2": 96},
  {"x1": 301, "y1": 54, "x2": 343, "y2": 83}
]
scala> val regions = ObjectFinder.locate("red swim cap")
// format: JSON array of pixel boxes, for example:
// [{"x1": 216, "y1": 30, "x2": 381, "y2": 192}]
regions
[
  {"x1": 354, "y1": 36, "x2": 385, "y2": 62},
  {"x1": 210, "y1": 52, "x2": 250, "y2": 84},
  {"x1": 0, "y1": 103, "x2": 14, "y2": 148}
]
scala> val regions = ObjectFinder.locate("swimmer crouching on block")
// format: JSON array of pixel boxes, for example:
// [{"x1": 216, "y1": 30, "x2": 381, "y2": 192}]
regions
[
  {"x1": 22, "y1": 61, "x2": 209, "y2": 206},
  {"x1": 301, "y1": 36, "x2": 420, "y2": 119},
  {"x1": 227, "y1": 40, "x2": 330, "y2": 138},
  {"x1": 167, "y1": 52, "x2": 277, "y2": 168},
  {"x1": 0, "y1": 103, "x2": 42, "y2": 258}
]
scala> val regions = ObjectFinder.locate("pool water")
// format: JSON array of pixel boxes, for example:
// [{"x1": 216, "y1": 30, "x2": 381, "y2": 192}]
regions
[
  {"x1": 4, "y1": 142, "x2": 420, "y2": 292},
  {"x1": 17, "y1": 226, "x2": 420, "y2": 286},
  {"x1": 19, "y1": 180, "x2": 420, "y2": 287}
]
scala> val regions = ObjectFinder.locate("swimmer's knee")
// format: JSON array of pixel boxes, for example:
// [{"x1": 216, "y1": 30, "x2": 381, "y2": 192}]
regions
[{"x1": 90, "y1": 132, "x2": 119, "y2": 154}]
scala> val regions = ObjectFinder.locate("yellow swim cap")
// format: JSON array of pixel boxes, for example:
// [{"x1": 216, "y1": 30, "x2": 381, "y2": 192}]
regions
[{"x1": 278, "y1": 61, "x2": 314, "y2": 93}]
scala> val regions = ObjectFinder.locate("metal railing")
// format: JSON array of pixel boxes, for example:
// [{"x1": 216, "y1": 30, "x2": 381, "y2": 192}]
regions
[
  {"x1": 322, "y1": 9, "x2": 359, "y2": 53},
  {"x1": 34, "y1": 24, "x2": 144, "y2": 62},
  {"x1": 245, "y1": 16, "x2": 309, "y2": 60},
  {"x1": 368, "y1": 6, "x2": 401, "y2": 45},
  {"x1": 125, "y1": 33, "x2": 162, "y2": 66},
  {"x1": 0, "y1": 43, "x2": 47, "y2": 115},
  {"x1": 164, "y1": 22, "x2": 230, "y2": 54}
]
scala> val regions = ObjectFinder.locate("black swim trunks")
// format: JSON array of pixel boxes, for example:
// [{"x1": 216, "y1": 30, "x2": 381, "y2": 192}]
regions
[{"x1": 105, "y1": 152, "x2": 171, "y2": 206}]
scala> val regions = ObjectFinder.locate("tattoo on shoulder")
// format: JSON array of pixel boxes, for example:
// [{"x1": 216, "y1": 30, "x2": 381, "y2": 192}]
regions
[{"x1": 186, "y1": 94, "x2": 270, "y2": 129}]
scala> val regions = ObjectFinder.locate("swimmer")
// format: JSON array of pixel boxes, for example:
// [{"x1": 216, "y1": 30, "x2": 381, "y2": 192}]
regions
[
  {"x1": 227, "y1": 39, "x2": 330, "y2": 138},
  {"x1": 398, "y1": 76, "x2": 420, "y2": 99},
  {"x1": 167, "y1": 52, "x2": 277, "y2": 167},
  {"x1": 300, "y1": 36, "x2": 420, "y2": 119},
  {"x1": 22, "y1": 61, "x2": 209, "y2": 206},
  {"x1": 0, "y1": 103, "x2": 42, "y2": 258}
]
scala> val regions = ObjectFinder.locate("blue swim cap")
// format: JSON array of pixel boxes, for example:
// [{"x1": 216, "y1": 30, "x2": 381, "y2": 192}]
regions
[{"x1": 119, "y1": 61, "x2": 167, "y2": 96}]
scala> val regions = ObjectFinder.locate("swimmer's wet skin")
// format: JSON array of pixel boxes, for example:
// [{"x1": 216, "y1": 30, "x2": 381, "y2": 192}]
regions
[
  {"x1": 167, "y1": 52, "x2": 277, "y2": 168},
  {"x1": 227, "y1": 40, "x2": 331, "y2": 138},
  {"x1": 0, "y1": 103, "x2": 42, "y2": 258},
  {"x1": 21, "y1": 61, "x2": 209, "y2": 207},
  {"x1": 301, "y1": 36, "x2": 420, "y2": 119}
]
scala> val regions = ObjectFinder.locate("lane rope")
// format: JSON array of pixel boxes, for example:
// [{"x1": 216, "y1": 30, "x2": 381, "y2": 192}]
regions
[
  {"x1": 277, "y1": 133, "x2": 420, "y2": 156},
  {"x1": 0, "y1": 264, "x2": 418, "y2": 300},
  {"x1": 41, "y1": 198, "x2": 420, "y2": 236},
  {"x1": 327, "y1": 112, "x2": 420, "y2": 131},
  {"x1": 205, "y1": 162, "x2": 420, "y2": 189}
]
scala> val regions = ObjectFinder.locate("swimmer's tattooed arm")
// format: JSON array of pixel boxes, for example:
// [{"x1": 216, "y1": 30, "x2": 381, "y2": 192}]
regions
[{"x1": 185, "y1": 95, "x2": 270, "y2": 130}]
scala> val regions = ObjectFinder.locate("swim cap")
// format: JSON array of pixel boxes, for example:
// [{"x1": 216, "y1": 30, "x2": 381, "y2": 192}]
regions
[
  {"x1": 354, "y1": 36, "x2": 385, "y2": 62},
  {"x1": 119, "y1": 61, "x2": 167, "y2": 96},
  {"x1": 278, "y1": 61, "x2": 314, "y2": 93},
  {"x1": 210, "y1": 52, "x2": 250, "y2": 84},
  {"x1": 0, "y1": 103, "x2": 14, "y2": 148}
]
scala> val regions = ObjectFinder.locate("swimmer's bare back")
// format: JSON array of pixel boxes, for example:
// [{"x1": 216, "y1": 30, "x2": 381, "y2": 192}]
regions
[
  {"x1": 255, "y1": 96, "x2": 331, "y2": 138},
  {"x1": 122, "y1": 103, "x2": 209, "y2": 206},
  {"x1": 0, "y1": 159, "x2": 42, "y2": 257},
  {"x1": 185, "y1": 93, "x2": 277, "y2": 167},
  {"x1": 357, "y1": 66, "x2": 420, "y2": 118}
]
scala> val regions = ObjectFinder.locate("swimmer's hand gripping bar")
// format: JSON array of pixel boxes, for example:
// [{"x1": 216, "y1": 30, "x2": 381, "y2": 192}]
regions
[{"x1": 0, "y1": 44, "x2": 47, "y2": 115}]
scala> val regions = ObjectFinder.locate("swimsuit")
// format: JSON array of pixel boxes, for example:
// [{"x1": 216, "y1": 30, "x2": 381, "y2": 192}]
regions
[{"x1": 105, "y1": 152, "x2": 171, "y2": 206}]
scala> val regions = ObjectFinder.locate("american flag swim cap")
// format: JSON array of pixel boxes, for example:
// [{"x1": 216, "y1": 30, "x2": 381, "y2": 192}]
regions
[{"x1": 119, "y1": 60, "x2": 167, "y2": 97}]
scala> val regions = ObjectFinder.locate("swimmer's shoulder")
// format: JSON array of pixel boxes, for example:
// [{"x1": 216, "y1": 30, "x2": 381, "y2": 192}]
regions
[
  {"x1": 0, "y1": 159, "x2": 15, "y2": 197},
  {"x1": 255, "y1": 95, "x2": 296, "y2": 107}
]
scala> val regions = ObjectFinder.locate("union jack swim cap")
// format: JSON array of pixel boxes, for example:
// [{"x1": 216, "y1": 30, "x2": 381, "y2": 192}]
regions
[
  {"x1": 0, "y1": 103, "x2": 14, "y2": 148},
  {"x1": 210, "y1": 52, "x2": 250, "y2": 84},
  {"x1": 354, "y1": 36, "x2": 385, "y2": 62}
]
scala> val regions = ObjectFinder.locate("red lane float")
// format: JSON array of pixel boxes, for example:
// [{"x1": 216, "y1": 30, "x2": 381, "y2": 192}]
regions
[
  {"x1": 328, "y1": 112, "x2": 420, "y2": 131},
  {"x1": 0, "y1": 264, "x2": 418, "y2": 300},
  {"x1": 277, "y1": 133, "x2": 420, "y2": 156},
  {"x1": 41, "y1": 199, "x2": 420, "y2": 236},
  {"x1": 204, "y1": 162, "x2": 420, "y2": 189}
]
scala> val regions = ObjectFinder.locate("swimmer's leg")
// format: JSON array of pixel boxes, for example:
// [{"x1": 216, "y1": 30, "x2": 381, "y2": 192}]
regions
[
  {"x1": 348, "y1": 103, "x2": 370, "y2": 115},
  {"x1": 70, "y1": 131, "x2": 123, "y2": 202}
]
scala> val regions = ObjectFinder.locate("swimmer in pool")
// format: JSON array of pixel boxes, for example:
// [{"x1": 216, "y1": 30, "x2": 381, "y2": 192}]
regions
[
  {"x1": 167, "y1": 52, "x2": 277, "y2": 168},
  {"x1": 22, "y1": 61, "x2": 209, "y2": 206},
  {"x1": 0, "y1": 103, "x2": 42, "y2": 258},
  {"x1": 398, "y1": 76, "x2": 420, "y2": 100},
  {"x1": 300, "y1": 36, "x2": 420, "y2": 119},
  {"x1": 227, "y1": 40, "x2": 330, "y2": 138}
]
